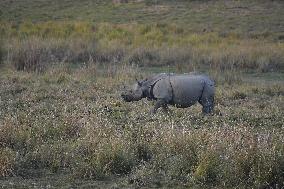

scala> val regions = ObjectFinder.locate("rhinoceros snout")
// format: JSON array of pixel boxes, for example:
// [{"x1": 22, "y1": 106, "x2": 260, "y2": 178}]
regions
[{"x1": 121, "y1": 93, "x2": 132, "y2": 102}]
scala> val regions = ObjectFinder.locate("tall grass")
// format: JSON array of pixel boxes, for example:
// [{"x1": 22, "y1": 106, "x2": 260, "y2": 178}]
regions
[
  {"x1": 0, "y1": 41, "x2": 3, "y2": 65},
  {"x1": 6, "y1": 39, "x2": 284, "y2": 72},
  {"x1": 1, "y1": 21, "x2": 283, "y2": 187},
  {"x1": 7, "y1": 37, "x2": 97, "y2": 72},
  {"x1": 0, "y1": 64, "x2": 283, "y2": 187},
  {"x1": 2, "y1": 21, "x2": 284, "y2": 72}
]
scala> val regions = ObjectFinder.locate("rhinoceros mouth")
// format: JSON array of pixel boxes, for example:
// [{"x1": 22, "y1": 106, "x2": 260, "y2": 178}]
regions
[{"x1": 121, "y1": 94, "x2": 133, "y2": 102}]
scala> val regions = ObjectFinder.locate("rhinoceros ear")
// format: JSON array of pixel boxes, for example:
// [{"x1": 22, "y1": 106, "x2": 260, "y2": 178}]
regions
[{"x1": 136, "y1": 78, "x2": 142, "y2": 86}]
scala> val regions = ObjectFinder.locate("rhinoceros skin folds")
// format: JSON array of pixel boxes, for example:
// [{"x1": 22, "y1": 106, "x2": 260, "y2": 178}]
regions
[{"x1": 121, "y1": 73, "x2": 215, "y2": 114}]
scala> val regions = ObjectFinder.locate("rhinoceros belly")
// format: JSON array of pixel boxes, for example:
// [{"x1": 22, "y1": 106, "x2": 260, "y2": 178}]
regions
[{"x1": 170, "y1": 76, "x2": 204, "y2": 108}]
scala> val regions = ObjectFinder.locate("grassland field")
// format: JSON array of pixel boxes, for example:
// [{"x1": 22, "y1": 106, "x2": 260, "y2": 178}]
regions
[{"x1": 0, "y1": 0, "x2": 284, "y2": 188}]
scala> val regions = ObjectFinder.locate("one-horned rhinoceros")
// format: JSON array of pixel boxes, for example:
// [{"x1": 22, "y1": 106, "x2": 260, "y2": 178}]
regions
[{"x1": 121, "y1": 73, "x2": 215, "y2": 114}]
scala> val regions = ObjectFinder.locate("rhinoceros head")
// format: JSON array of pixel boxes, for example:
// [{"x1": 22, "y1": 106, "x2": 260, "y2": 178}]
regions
[{"x1": 121, "y1": 80, "x2": 144, "y2": 102}]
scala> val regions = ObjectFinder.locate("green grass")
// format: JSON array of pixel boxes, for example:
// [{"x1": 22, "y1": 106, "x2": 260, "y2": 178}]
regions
[
  {"x1": 1, "y1": 0, "x2": 284, "y2": 35},
  {"x1": 1, "y1": 1, "x2": 284, "y2": 73}
]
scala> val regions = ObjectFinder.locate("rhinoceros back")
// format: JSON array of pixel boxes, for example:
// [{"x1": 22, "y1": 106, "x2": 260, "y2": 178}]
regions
[{"x1": 153, "y1": 74, "x2": 213, "y2": 108}]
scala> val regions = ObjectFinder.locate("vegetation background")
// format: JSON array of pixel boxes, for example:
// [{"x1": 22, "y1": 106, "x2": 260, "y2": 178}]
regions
[{"x1": 0, "y1": 0, "x2": 283, "y2": 188}]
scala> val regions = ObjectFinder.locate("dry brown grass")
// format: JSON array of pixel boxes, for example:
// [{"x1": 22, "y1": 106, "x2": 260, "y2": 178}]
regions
[
  {"x1": 0, "y1": 18, "x2": 284, "y2": 188},
  {"x1": 0, "y1": 64, "x2": 283, "y2": 188}
]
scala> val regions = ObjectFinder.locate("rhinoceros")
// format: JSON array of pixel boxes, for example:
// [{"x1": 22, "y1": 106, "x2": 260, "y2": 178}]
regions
[{"x1": 121, "y1": 73, "x2": 215, "y2": 114}]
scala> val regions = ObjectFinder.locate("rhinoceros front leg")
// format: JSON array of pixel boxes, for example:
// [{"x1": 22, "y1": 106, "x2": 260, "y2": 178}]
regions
[
  {"x1": 161, "y1": 104, "x2": 171, "y2": 114},
  {"x1": 151, "y1": 99, "x2": 167, "y2": 114},
  {"x1": 199, "y1": 96, "x2": 214, "y2": 114}
]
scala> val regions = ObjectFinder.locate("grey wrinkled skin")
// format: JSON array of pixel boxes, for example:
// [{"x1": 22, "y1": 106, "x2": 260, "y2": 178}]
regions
[{"x1": 121, "y1": 73, "x2": 215, "y2": 114}]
